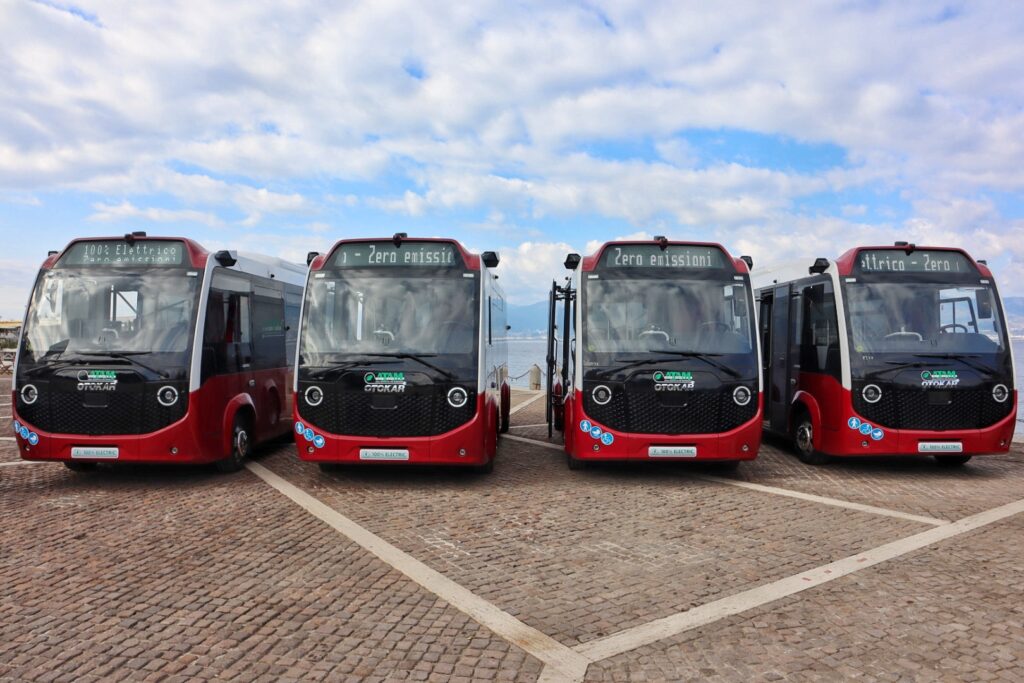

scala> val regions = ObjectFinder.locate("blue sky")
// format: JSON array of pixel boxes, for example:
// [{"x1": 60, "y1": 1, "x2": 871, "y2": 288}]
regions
[{"x1": 2, "y1": 1, "x2": 1024, "y2": 316}]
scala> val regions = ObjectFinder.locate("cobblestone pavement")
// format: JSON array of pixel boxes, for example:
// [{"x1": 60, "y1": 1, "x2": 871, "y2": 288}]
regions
[{"x1": 2, "y1": 384, "x2": 1023, "y2": 681}]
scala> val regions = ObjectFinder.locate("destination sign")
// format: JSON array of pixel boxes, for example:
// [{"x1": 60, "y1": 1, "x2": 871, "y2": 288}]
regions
[
  {"x1": 856, "y1": 250, "x2": 976, "y2": 274},
  {"x1": 58, "y1": 240, "x2": 186, "y2": 267},
  {"x1": 328, "y1": 242, "x2": 460, "y2": 268},
  {"x1": 599, "y1": 244, "x2": 728, "y2": 269}
]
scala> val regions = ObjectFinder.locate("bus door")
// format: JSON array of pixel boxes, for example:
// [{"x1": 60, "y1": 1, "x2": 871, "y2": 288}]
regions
[{"x1": 767, "y1": 284, "x2": 798, "y2": 434}]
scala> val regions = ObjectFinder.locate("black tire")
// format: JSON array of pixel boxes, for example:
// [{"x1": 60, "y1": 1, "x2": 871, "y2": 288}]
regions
[
  {"x1": 793, "y1": 413, "x2": 830, "y2": 465},
  {"x1": 473, "y1": 457, "x2": 494, "y2": 474},
  {"x1": 567, "y1": 453, "x2": 587, "y2": 470},
  {"x1": 318, "y1": 462, "x2": 335, "y2": 473},
  {"x1": 64, "y1": 462, "x2": 97, "y2": 472},
  {"x1": 499, "y1": 395, "x2": 510, "y2": 434},
  {"x1": 713, "y1": 460, "x2": 741, "y2": 472},
  {"x1": 934, "y1": 455, "x2": 972, "y2": 467},
  {"x1": 216, "y1": 413, "x2": 252, "y2": 473}
]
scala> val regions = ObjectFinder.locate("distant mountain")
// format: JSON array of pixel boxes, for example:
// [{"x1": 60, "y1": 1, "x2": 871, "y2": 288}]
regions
[
  {"x1": 507, "y1": 301, "x2": 556, "y2": 338},
  {"x1": 1005, "y1": 296, "x2": 1024, "y2": 337}
]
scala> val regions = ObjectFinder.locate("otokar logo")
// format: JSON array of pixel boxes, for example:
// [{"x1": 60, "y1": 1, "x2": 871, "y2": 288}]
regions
[
  {"x1": 920, "y1": 370, "x2": 959, "y2": 388},
  {"x1": 77, "y1": 369, "x2": 118, "y2": 392},
  {"x1": 364, "y1": 371, "x2": 407, "y2": 393},
  {"x1": 653, "y1": 370, "x2": 695, "y2": 392}
]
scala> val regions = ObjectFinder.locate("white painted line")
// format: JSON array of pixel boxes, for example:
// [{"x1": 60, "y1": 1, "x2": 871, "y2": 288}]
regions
[
  {"x1": 247, "y1": 461, "x2": 588, "y2": 682},
  {"x1": 509, "y1": 423, "x2": 549, "y2": 429},
  {"x1": 0, "y1": 402, "x2": 11, "y2": 407},
  {"x1": 0, "y1": 460, "x2": 43, "y2": 467},
  {"x1": 502, "y1": 434, "x2": 563, "y2": 451},
  {"x1": 0, "y1": 437, "x2": 15, "y2": 442},
  {"x1": 575, "y1": 497, "x2": 1024, "y2": 661},
  {"x1": 696, "y1": 474, "x2": 949, "y2": 527},
  {"x1": 508, "y1": 391, "x2": 546, "y2": 416}
]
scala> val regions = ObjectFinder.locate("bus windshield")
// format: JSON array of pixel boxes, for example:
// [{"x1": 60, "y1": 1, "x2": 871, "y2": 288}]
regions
[
  {"x1": 300, "y1": 271, "x2": 480, "y2": 378},
  {"x1": 583, "y1": 276, "x2": 755, "y2": 366},
  {"x1": 844, "y1": 281, "x2": 1007, "y2": 355},
  {"x1": 20, "y1": 268, "x2": 199, "y2": 372}
]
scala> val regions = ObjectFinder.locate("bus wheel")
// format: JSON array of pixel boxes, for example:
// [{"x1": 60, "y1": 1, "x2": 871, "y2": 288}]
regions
[
  {"x1": 713, "y1": 460, "x2": 740, "y2": 472},
  {"x1": 473, "y1": 458, "x2": 494, "y2": 474},
  {"x1": 217, "y1": 414, "x2": 252, "y2": 473},
  {"x1": 934, "y1": 455, "x2": 972, "y2": 467},
  {"x1": 794, "y1": 415, "x2": 829, "y2": 465},
  {"x1": 64, "y1": 462, "x2": 97, "y2": 472},
  {"x1": 318, "y1": 463, "x2": 335, "y2": 473},
  {"x1": 567, "y1": 453, "x2": 587, "y2": 470}
]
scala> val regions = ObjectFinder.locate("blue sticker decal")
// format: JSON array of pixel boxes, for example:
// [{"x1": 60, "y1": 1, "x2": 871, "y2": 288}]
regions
[
  {"x1": 847, "y1": 417, "x2": 861, "y2": 430},
  {"x1": 27, "y1": 432, "x2": 39, "y2": 446},
  {"x1": 295, "y1": 422, "x2": 305, "y2": 435},
  {"x1": 313, "y1": 435, "x2": 326, "y2": 449},
  {"x1": 13, "y1": 420, "x2": 21, "y2": 433},
  {"x1": 601, "y1": 432, "x2": 614, "y2": 446},
  {"x1": 871, "y1": 428, "x2": 884, "y2": 441},
  {"x1": 19, "y1": 426, "x2": 29, "y2": 439},
  {"x1": 859, "y1": 423, "x2": 873, "y2": 435},
  {"x1": 580, "y1": 419, "x2": 592, "y2": 433},
  {"x1": 303, "y1": 428, "x2": 315, "y2": 442},
  {"x1": 590, "y1": 426, "x2": 603, "y2": 439}
]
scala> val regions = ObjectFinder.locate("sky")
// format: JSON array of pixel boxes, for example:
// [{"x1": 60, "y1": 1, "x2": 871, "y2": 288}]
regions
[{"x1": 2, "y1": 0, "x2": 1024, "y2": 317}]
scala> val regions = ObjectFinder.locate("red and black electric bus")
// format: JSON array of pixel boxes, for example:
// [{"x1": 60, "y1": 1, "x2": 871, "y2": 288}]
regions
[
  {"x1": 12, "y1": 233, "x2": 305, "y2": 472},
  {"x1": 548, "y1": 237, "x2": 762, "y2": 469},
  {"x1": 754, "y1": 243, "x2": 1015, "y2": 466},
  {"x1": 293, "y1": 235, "x2": 509, "y2": 471}
]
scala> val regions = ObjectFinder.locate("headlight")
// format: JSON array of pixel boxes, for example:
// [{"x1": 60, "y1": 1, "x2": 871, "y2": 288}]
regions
[
  {"x1": 992, "y1": 384, "x2": 1009, "y2": 403},
  {"x1": 732, "y1": 386, "x2": 752, "y2": 406},
  {"x1": 305, "y1": 385, "x2": 324, "y2": 407},
  {"x1": 157, "y1": 385, "x2": 179, "y2": 407},
  {"x1": 592, "y1": 384, "x2": 612, "y2": 406},
  {"x1": 20, "y1": 383, "x2": 38, "y2": 405},
  {"x1": 447, "y1": 386, "x2": 468, "y2": 408},
  {"x1": 862, "y1": 384, "x2": 882, "y2": 404}
]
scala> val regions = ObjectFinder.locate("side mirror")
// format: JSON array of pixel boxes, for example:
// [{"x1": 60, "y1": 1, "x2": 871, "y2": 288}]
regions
[
  {"x1": 215, "y1": 250, "x2": 237, "y2": 267},
  {"x1": 808, "y1": 257, "x2": 829, "y2": 274},
  {"x1": 740, "y1": 255, "x2": 753, "y2": 270},
  {"x1": 564, "y1": 253, "x2": 581, "y2": 270},
  {"x1": 482, "y1": 251, "x2": 500, "y2": 268},
  {"x1": 306, "y1": 251, "x2": 320, "y2": 266}
]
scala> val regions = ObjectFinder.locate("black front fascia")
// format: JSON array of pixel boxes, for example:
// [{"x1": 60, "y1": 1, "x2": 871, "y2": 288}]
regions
[{"x1": 297, "y1": 370, "x2": 477, "y2": 437}]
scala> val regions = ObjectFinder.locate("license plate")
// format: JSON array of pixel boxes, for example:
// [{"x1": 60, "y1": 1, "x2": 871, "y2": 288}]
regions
[
  {"x1": 359, "y1": 448, "x2": 409, "y2": 461},
  {"x1": 918, "y1": 442, "x2": 963, "y2": 453},
  {"x1": 648, "y1": 446, "x2": 697, "y2": 458},
  {"x1": 71, "y1": 446, "x2": 119, "y2": 459}
]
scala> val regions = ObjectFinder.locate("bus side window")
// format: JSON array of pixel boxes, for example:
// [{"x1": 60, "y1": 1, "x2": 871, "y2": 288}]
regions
[
  {"x1": 284, "y1": 290, "x2": 302, "y2": 362},
  {"x1": 800, "y1": 283, "x2": 840, "y2": 377},
  {"x1": 252, "y1": 286, "x2": 286, "y2": 369}
]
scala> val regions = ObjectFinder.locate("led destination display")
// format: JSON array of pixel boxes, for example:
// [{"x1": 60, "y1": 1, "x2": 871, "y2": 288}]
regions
[
  {"x1": 328, "y1": 242, "x2": 460, "y2": 268},
  {"x1": 599, "y1": 244, "x2": 728, "y2": 269},
  {"x1": 856, "y1": 250, "x2": 976, "y2": 274},
  {"x1": 58, "y1": 240, "x2": 186, "y2": 267}
]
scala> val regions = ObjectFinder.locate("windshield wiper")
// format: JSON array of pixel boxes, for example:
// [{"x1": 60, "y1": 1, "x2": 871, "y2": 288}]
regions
[
  {"x1": 23, "y1": 358, "x2": 83, "y2": 377},
  {"x1": 306, "y1": 353, "x2": 456, "y2": 381},
  {"x1": 910, "y1": 353, "x2": 996, "y2": 376},
  {"x1": 595, "y1": 350, "x2": 739, "y2": 379},
  {"x1": 306, "y1": 356, "x2": 400, "y2": 379},
  {"x1": 866, "y1": 360, "x2": 930, "y2": 379},
  {"x1": 73, "y1": 351, "x2": 169, "y2": 379}
]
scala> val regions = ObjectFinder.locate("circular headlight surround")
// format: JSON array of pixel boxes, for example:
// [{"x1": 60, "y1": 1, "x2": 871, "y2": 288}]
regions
[
  {"x1": 862, "y1": 384, "x2": 883, "y2": 404},
  {"x1": 20, "y1": 383, "x2": 39, "y2": 405},
  {"x1": 732, "y1": 385, "x2": 752, "y2": 406},
  {"x1": 592, "y1": 384, "x2": 613, "y2": 406},
  {"x1": 992, "y1": 383, "x2": 1009, "y2": 403},
  {"x1": 447, "y1": 386, "x2": 468, "y2": 408},
  {"x1": 305, "y1": 385, "x2": 324, "y2": 407},
  {"x1": 157, "y1": 385, "x2": 179, "y2": 407}
]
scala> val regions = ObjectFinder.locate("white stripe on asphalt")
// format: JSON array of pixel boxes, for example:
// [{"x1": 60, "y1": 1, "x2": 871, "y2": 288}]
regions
[
  {"x1": 508, "y1": 391, "x2": 545, "y2": 416},
  {"x1": 575, "y1": 496, "x2": 1024, "y2": 661},
  {"x1": 247, "y1": 461, "x2": 589, "y2": 682},
  {"x1": 0, "y1": 460, "x2": 43, "y2": 467},
  {"x1": 502, "y1": 433, "x2": 562, "y2": 451},
  {"x1": 0, "y1": 436, "x2": 15, "y2": 442},
  {"x1": 695, "y1": 474, "x2": 949, "y2": 526},
  {"x1": 509, "y1": 423, "x2": 549, "y2": 429}
]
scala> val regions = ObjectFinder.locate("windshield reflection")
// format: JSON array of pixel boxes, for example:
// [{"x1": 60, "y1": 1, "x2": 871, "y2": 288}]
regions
[{"x1": 845, "y1": 282, "x2": 1006, "y2": 354}]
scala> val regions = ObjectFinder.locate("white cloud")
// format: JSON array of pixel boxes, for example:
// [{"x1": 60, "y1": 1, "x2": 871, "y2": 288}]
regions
[{"x1": 88, "y1": 201, "x2": 224, "y2": 227}]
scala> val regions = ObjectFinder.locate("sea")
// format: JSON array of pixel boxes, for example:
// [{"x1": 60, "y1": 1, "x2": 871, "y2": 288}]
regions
[{"x1": 509, "y1": 338, "x2": 1024, "y2": 426}]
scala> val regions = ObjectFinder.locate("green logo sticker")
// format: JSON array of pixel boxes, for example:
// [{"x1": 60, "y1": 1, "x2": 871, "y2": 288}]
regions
[
  {"x1": 364, "y1": 371, "x2": 407, "y2": 393},
  {"x1": 653, "y1": 370, "x2": 695, "y2": 391},
  {"x1": 921, "y1": 369, "x2": 959, "y2": 387}
]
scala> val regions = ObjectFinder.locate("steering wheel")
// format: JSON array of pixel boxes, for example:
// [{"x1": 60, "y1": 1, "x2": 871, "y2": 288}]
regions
[
  {"x1": 639, "y1": 325, "x2": 670, "y2": 341},
  {"x1": 699, "y1": 321, "x2": 731, "y2": 333},
  {"x1": 939, "y1": 323, "x2": 969, "y2": 334},
  {"x1": 884, "y1": 331, "x2": 923, "y2": 341}
]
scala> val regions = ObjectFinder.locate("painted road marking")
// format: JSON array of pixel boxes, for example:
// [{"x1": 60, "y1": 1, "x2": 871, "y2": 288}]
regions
[
  {"x1": 503, "y1": 434, "x2": 562, "y2": 450},
  {"x1": 247, "y1": 461, "x2": 589, "y2": 682},
  {"x1": 509, "y1": 423, "x2": 549, "y2": 429},
  {"x1": 509, "y1": 391, "x2": 545, "y2": 416},
  {"x1": 575, "y1": 497, "x2": 1024, "y2": 662},
  {"x1": 0, "y1": 437, "x2": 15, "y2": 442},
  {"x1": 696, "y1": 474, "x2": 949, "y2": 526},
  {"x1": 0, "y1": 460, "x2": 43, "y2": 467}
]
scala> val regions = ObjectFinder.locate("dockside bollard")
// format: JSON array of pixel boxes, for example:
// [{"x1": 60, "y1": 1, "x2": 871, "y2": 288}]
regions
[{"x1": 529, "y1": 364, "x2": 541, "y2": 390}]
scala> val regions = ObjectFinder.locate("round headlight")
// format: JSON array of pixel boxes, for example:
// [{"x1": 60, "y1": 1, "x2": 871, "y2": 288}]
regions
[
  {"x1": 732, "y1": 385, "x2": 752, "y2": 406},
  {"x1": 305, "y1": 385, "x2": 324, "y2": 407},
  {"x1": 592, "y1": 384, "x2": 612, "y2": 406},
  {"x1": 20, "y1": 383, "x2": 38, "y2": 405},
  {"x1": 862, "y1": 384, "x2": 882, "y2": 404},
  {"x1": 157, "y1": 385, "x2": 179, "y2": 407},
  {"x1": 447, "y1": 387, "x2": 468, "y2": 408},
  {"x1": 992, "y1": 384, "x2": 1009, "y2": 403}
]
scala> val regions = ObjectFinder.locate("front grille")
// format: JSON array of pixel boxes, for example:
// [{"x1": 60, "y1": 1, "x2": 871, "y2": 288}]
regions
[
  {"x1": 16, "y1": 379, "x2": 188, "y2": 435},
  {"x1": 583, "y1": 381, "x2": 757, "y2": 435},
  {"x1": 298, "y1": 380, "x2": 476, "y2": 437},
  {"x1": 853, "y1": 382, "x2": 1013, "y2": 431}
]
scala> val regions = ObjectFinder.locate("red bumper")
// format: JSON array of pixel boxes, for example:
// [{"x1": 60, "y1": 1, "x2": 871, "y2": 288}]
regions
[
  {"x1": 293, "y1": 395, "x2": 495, "y2": 466},
  {"x1": 563, "y1": 393, "x2": 763, "y2": 461}
]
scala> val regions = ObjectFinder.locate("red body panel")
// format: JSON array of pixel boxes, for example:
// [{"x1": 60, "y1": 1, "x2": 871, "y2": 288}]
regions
[
  {"x1": 294, "y1": 394, "x2": 498, "y2": 466},
  {"x1": 562, "y1": 390, "x2": 763, "y2": 461},
  {"x1": 792, "y1": 373, "x2": 1016, "y2": 457},
  {"x1": 13, "y1": 368, "x2": 293, "y2": 464}
]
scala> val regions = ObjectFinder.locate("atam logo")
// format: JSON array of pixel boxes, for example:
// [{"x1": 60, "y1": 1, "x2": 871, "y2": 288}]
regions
[
  {"x1": 920, "y1": 370, "x2": 959, "y2": 388},
  {"x1": 364, "y1": 371, "x2": 406, "y2": 393},
  {"x1": 77, "y1": 369, "x2": 118, "y2": 391},
  {"x1": 653, "y1": 370, "x2": 695, "y2": 391}
]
